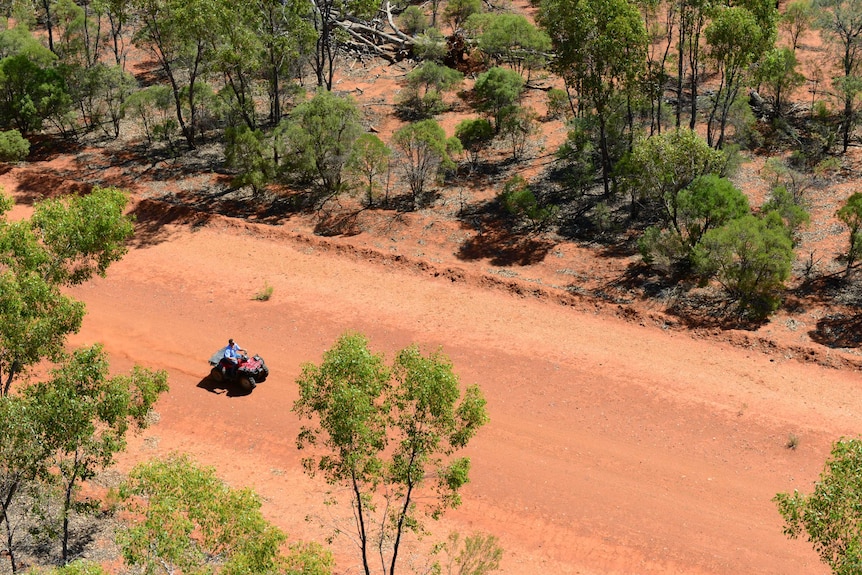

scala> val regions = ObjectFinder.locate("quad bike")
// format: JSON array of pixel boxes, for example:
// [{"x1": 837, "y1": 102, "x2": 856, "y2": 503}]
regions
[{"x1": 208, "y1": 349, "x2": 269, "y2": 391}]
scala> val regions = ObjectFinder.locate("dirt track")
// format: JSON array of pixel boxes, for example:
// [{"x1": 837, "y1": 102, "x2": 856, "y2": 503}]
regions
[{"x1": 55, "y1": 208, "x2": 862, "y2": 575}]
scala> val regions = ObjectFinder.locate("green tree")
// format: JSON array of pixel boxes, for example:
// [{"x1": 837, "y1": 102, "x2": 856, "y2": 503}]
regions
[
  {"x1": 761, "y1": 184, "x2": 810, "y2": 244},
  {"x1": 675, "y1": 174, "x2": 749, "y2": 249},
  {"x1": 131, "y1": 0, "x2": 222, "y2": 148},
  {"x1": 0, "y1": 393, "x2": 50, "y2": 574},
  {"x1": 293, "y1": 332, "x2": 489, "y2": 575},
  {"x1": 693, "y1": 212, "x2": 794, "y2": 317},
  {"x1": 436, "y1": 532, "x2": 503, "y2": 575},
  {"x1": 638, "y1": 174, "x2": 749, "y2": 269},
  {"x1": 775, "y1": 438, "x2": 862, "y2": 575},
  {"x1": 121, "y1": 84, "x2": 176, "y2": 146},
  {"x1": 454, "y1": 117, "x2": 493, "y2": 168},
  {"x1": 347, "y1": 133, "x2": 391, "y2": 206},
  {"x1": 473, "y1": 66, "x2": 523, "y2": 132},
  {"x1": 498, "y1": 105, "x2": 537, "y2": 161},
  {"x1": 621, "y1": 128, "x2": 728, "y2": 222},
  {"x1": 443, "y1": 0, "x2": 481, "y2": 31},
  {"x1": 24, "y1": 346, "x2": 169, "y2": 562},
  {"x1": 475, "y1": 13, "x2": 550, "y2": 80},
  {"x1": 246, "y1": 0, "x2": 316, "y2": 126},
  {"x1": 836, "y1": 191, "x2": 862, "y2": 272},
  {"x1": 813, "y1": 0, "x2": 862, "y2": 152},
  {"x1": 756, "y1": 47, "x2": 806, "y2": 117},
  {"x1": 0, "y1": 186, "x2": 134, "y2": 396},
  {"x1": 0, "y1": 129, "x2": 28, "y2": 162},
  {"x1": 0, "y1": 53, "x2": 71, "y2": 134},
  {"x1": 118, "y1": 453, "x2": 333, "y2": 575},
  {"x1": 704, "y1": 6, "x2": 765, "y2": 149},
  {"x1": 498, "y1": 174, "x2": 558, "y2": 230},
  {"x1": 400, "y1": 5, "x2": 428, "y2": 35},
  {"x1": 225, "y1": 124, "x2": 274, "y2": 195},
  {"x1": 781, "y1": 0, "x2": 813, "y2": 51},
  {"x1": 278, "y1": 89, "x2": 362, "y2": 200},
  {"x1": 397, "y1": 61, "x2": 463, "y2": 119},
  {"x1": 539, "y1": 0, "x2": 647, "y2": 195},
  {"x1": 392, "y1": 119, "x2": 460, "y2": 209}
]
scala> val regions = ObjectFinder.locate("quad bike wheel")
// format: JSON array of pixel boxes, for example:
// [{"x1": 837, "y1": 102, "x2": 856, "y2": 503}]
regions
[
  {"x1": 210, "y1": 366, "x2": 224, "y2": 383},
  {"x1": 239, "y1": 376, "x2": 256, "y2": 391}
]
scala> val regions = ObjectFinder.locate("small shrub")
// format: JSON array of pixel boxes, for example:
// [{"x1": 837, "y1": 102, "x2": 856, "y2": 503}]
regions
[
  {"x1": 786, "y1": 433, "x2": 799, "y2": 450},
  {"x1": 400, "y1": 5, "x2": 428, "y2": 35},
  {"x1": 454, "y1": 117, "x2": 493, "y2": 167},
  {"x1": 545, "y1": 88, "x2": 570, "y2": 121},
  {"x1": 253, "y1": 283, "x2": 274, "y2": 301},
  {"x1": 498, "y1": 174, "x2": 557, "y2": 229},
  {"x1": 0, "y1": 129, "x2": 29, "y2": 162},
  {"x1": 413, "y1": 28, "x2": 448, "y2": 61}
]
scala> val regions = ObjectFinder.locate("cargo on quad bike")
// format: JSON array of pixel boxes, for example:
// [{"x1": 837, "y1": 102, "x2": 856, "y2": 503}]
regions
[{"x1": 208, "y1": 348, "x2": 269, "y2": 391}]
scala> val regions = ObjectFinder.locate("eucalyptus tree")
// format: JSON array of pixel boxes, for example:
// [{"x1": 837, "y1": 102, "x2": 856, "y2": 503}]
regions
[
  {"x1": 0, "y1": 186, "x2": 134, "y2": 397},
  {"x1": 277, "y1": 89, "x2": 362, "y2": 199},
  {"x1": 347, "y1": 133, "x2": 391, "y2": 206},
  {"x1": 704, "y1": 5, "x2": 765, "y2": 148},
  {"x1": 539, "y1": 0, "x2": 647, "y2": 195},
  {"x1": 676, "y1": 0, "x2": 712, "y2": 129},
  {"x1": 119, "y1": 454, "x2": 333, "y2": 575},
  {"x1": 256, "y1": 0, "x2": 315, "y2": 125},
  {"x1": 694, "y1": 212, "x2": 794, "y2": 317},
  {"x1": 620, "y1": 127, "x2": 727, "y2": 222},
  {"x1": 776, "y1": 438, "x2": 862, "y2": 575},
  {"x1": 24, "y1": 346, "x2": 169, "y2": 563},
  {"x1": 473, "y1": 66, "x2": 523, "y2": 131},
  {"x1": 475, "y1": 13, "x2": 551, "y2": 81},
  {"x1": 781, "y1": 0, "x2": 813, "y2": 52},
  {"x1": 756, "y1": 47, "x2": 806, "y2": 117},
  {"x1": 638, "y1": 0, "x2": 676, "y2": 134},
  {"x1": 308, "y1": 0, "x2": 380, "y2": 90},
  {"x1": 836, "y1": 191, "x2": 862, "y2": 271},
  {"x1": 293, "y1": 332, "x2": 488, "y2": 575},
  {"x1": 94, "y1": 0, "x2": 134, "y2": 68},
  {"x1": 813, "y1": 0, "x2": 862, "y2": 152},
  {"x1": 131, "y1": 0, "x2": 224, "y2": 148},
  {"x1": 0, "y1": 393, "x2": 50, "y2": 574},
  {"x1": 392, "y1": 119, "x2": 460, "y2": 209}
]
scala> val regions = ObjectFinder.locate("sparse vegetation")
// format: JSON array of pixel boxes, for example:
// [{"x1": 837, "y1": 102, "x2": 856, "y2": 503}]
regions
[{"x1": 253, "y1": 282, "x2": 274, "y2": 301}]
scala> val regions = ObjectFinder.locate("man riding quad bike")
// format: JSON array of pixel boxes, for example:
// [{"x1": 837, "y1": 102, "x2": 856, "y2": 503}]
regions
[{"x1": 208, "y1": 339, "x2": 269, "y2": 391}]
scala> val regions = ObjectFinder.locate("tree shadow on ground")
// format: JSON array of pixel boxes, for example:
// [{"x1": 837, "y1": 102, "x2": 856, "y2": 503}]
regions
[
  {"x1": 456, "y1": 199, "x2": 555, "y2": 266},
  {"x1": 196, "y1": 376, "x2": 253, "y2": 398},
  {"x1": 665, "y1": 292, "x2": 769, "y2": 331},
  {"x1": 14, "y1": 512, "x2": 105, "y2": 571},
  {"x1": 810, "y1": 313, "x2": 862, "y2": 349},
  {"x1": 314, "y1": 207, "x2": 363, "y2": 236},
  {"x1": 13, "y1": 168, "x2": 93, "y2": 204},
  {"x1": 615, "y1": 261, "x2": 767, "y2": 330},
  {"x1": 790, "y1": 271, "x2": 862, "y2": 348}
]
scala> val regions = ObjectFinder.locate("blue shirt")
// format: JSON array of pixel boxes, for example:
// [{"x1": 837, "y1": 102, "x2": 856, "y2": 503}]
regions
[{"x1": 224, "y1": 343, "x2": 242, "y2": 362}]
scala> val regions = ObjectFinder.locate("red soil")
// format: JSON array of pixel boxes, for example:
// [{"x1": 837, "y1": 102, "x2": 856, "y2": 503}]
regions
[{"x1": 4, "y1": 28, "x2": 861, "y2": 573}]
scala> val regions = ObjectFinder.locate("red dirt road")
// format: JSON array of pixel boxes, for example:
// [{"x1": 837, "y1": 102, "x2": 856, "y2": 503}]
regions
[{"x1": 57, "y1": 211, "x2": 862, "y2": 575}]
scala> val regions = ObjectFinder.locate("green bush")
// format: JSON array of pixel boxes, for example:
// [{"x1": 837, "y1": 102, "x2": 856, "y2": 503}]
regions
[
  {"x1": 694, "y1": 213, "x2": 794, "y2": 317},
  {"x1": 454, "y1": 117, "x2": 493, "y2": 167},
  {"x1": 498, "y1": 174, "x2": 557, "y2": 228},
  {"x1": 473, "y1": 67, "x2": 524, "y2": 131},
  {"x1": 546, "y1": 88, "x2": 570, "y2": 121},
  {"x1": 397, "y1": 61, "x2": 463, "y2": 119},
  {"x1": 413, "y1": 28, "x2": 448, "y2": 61},
  {"x1": 400, "y1": 5, "x2": 428, "y2": 34},
  {"x1": 0, "y1": 129, "x2": 29, "y2": 162}
]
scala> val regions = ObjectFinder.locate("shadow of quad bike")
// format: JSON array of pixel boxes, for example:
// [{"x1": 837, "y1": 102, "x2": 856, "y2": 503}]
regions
[{"x1": 208, "y1": 348, "x2": 269, "y2": 392}]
